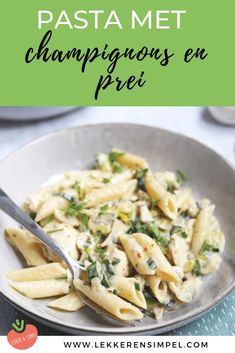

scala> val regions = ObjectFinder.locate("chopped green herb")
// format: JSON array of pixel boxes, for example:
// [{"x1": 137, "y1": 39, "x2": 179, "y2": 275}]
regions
[
  {"x1": 147, "y1": 223, "x2": 170, "y2": 248},
  {"x1": 179, "y1": 209, "x2": 190, "y2": 219},
  {"x1": 127, "y1": 219, "x2": 170, "y2": 251},
  {"x1": 176, "y1": 170, "x2": 188, "y2": 185},
  {"x1": 102, "y1": 178, "x2": 111, "y2": 184},
  {"x1": 64, "y1": 203, "x2": 84, "y2": 216},
  {"x1": 87, "y1": 262, "x2": 98, "y2": 280},
  {"x1": 136, "y1": 179, "x2": 145, "y2": 191},
  {"x1": 149, "y1": 198, "x2": 158, "y2": 209},
  {"x1": 112, "y1": 289, "x2": 117, "y2": 295},
  {"x1": 134, "y1": 282, "x2": 140, "y2": 291},
  {"x1": 78, "y1": 213, "x2": 89, "y2": 231},
  {"x1": 87, "y1": 255, "x2": 94, "y2": 263},
  {"x1": 71, "y1": 181, "x2": 86, "y2": 200},
  {"x1": 112, "y1": 162, "x2": 123, "y2": 173},
  {"x1": 112, "y1": 257, "x2": 121, "y2": 266},
  {"x1": 101, "y1": 274, "x2": 110, "y2": 288},
  {"x1": 181, "y1": 211, "x2": 190, "y2": 218},
  {"x1": 100, "y1": 204, "x2": 109, "y2": 213},
  {"x1": 143, "y1": 286, "x2": 158, "y2": 306},
  {"x1": 84, "y1": 246, "x2": 91, "y2": 255},
  {"x1": 135, "y1": 168, "x2": 148, "y2": 191},
  {"x1": 170, "y1": 226, "x2": 188, "y2": 239},
  {"x1": 127, "y1": 218, "x2": 148, "y2": 234},
  {"x1": 39, "y1": 215, "x2": 54, "y2": 227},
  {"x1": 180, "y1": 231, "x2": 188, "y2": 239},
  {"x1": 80, "y1": 190, "x2": 86, "y2": 200},
  {"x1": 93, "y1": 231, "x2": 106, "y2": 244},
  {"x1": 199, "y1": 241, "x2": 219, "y2": 256},
  {"x1": 170, "y1": 225, "x2": 182, "y2": 234},
  {"x1": 118, "y1": 211, "x2": 132, "y2": 224},
  {"x1": 108, "y1": 151, "x2": 124, "y2": 163},
  {"x1": 167, "y1": 184, "x2": 176, "y2": 194},
  {"x1": 147, "y1": 257, "x2": 158, "y2": 270},
  {"x1": 71, "y1": 181, "x2": 80, "y2": 189},
  {"x1": 193, "y1": 258, "x2": 203, "y2": 277},
  {"x1": 108, "y1": 151, "x2": 124, "y2": 173},
  {"x1": 102, "y1": 259, "x2": 115, "y2": 275},
  {"x1": 95, "y1": 247, "x2": 106, "y2": 256},
  {"x1": 135, "y1": 168, "x2": 148, "y2": 179},
  {"x1": 160, "y1": 245, "x2": 167, "y2": 254},
  {"x1": 28, "y1": 212, "x2": 36, "y2": 220},
  {"x1": 47, "y1": 228, "x2": 64, "y2": 234}
]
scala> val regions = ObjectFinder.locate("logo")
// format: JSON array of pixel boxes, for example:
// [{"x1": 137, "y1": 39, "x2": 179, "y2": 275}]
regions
[{"x1": 7, "y1": 319, "x2": 38, "y2": 350}]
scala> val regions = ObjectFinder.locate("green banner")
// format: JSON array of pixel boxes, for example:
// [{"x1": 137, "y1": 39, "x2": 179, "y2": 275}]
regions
[{"x1": 0, "y1": 0, "x2": 234, "y2": 105}]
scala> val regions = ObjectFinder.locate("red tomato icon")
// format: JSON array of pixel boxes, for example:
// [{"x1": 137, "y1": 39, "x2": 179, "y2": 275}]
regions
[{"x1": 7, "y1": 320, "x2": 38, "y2": 350}]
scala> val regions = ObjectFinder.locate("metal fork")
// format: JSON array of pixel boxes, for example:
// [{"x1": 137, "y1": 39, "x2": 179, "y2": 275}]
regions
[{"x1": 0, "y1": 188, "x2": 136, "y2": 326}]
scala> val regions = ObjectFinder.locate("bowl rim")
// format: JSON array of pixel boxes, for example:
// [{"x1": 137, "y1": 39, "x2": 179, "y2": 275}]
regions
[
  {"x1": 0, "y1": 122, "x2": 234, "y2": 334},
  {"x1": 0, "y1": 106, "x2": 78, "y2": 122}
]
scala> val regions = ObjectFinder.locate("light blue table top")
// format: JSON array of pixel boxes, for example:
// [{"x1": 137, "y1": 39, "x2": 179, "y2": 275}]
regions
[{"x1": 169, "y1": 291, "x2": 235, "y2": 336}]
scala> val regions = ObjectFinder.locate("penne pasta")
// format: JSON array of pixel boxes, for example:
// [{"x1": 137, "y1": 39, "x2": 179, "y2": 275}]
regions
[
  {"x1": 145, "y1": 276, "x2": 170, "y2": 304},
  {"x1": 175, "y1": 189, "x2": 198, "y2": 217},
  {"x1": 111, "y1": 275, "x2": 147, "y2": 309},
  {"x1": 54, "y1": 209, "x2": 80, "y2": 226},
  {"x1": 168, "y1": 277, "x2": 201, "y2": 303},
  {"x1": 154, "y1": 172, "x2": 179, "y2": 190},
  {"x1": 65, "y1": 170, "x2": 112, "y2": 181},
  {"x1": 48, "y1": 291, "x2": 85, "y2": 311},
  {"x1": 113, "y1": 149, "x2": 149, "y2": 169},
  {"x1": 42, "y1": 223, "x2": 79, "y2": 261},
  {"x1": 153, "y1": 305, "x2": 164, "y2": 321},
  {"x1": 85, "y1": 180, "x2": 137, "y2": 207},
  {"x1": 145, "y1": 175, "x2": 178, "y2": 220},
  {"x1": 110, "y1": 170, "x2": 134, "y2": 184},
  {"x1": 101, "y1": 219, "x2": 128, "y2": 247},
  {"x1": 35, "y1": 195, "x2": 70, "y2": 222},
  {"x1": 168, "y1": 234, "x2": 188, "y2": 270},
  {"x1": 73, "y1": 279, "x2": 143, "y2": 321},
  {"x1": 109, "y1": 248, "x2": 131, "y2": 276},
  {"x1": 5, "y1": 228, "x2": 47, "y2": 266},
  {"x1": 191, "y1": 205, "x2": 215, "y2": 255},
  {"x1": 139, "y1": 202, "x2": 153, "y2": 223},
  {"x1": 120, "y1": 233, "x2": 180, "y2": 283},
  {"x1": 10, "y1": 279, "x2": 70, "y2": 299},
  {"x1": 7, "y1": 263, "x2": 67, "y2": 282}
]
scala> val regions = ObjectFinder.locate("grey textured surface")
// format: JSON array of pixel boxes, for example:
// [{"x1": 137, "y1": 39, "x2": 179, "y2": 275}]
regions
[{"x1": 0, "y1": 107, "x2": 234, "y2": 335}]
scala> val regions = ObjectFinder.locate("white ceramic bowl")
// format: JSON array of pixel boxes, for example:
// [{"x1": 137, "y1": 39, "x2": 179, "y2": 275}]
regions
[
  {"x1": 209, "y1": 107, "x2": 235, "y2": 125},
  {"x1": 0, "y1": 124, "x2": 234, "y2": 335},
  {"x1": 0, "y1": 107, "x2": 76, "y2": 121}
]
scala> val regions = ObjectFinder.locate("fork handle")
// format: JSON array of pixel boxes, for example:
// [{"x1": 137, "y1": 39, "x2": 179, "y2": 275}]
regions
[{"x1": 0, "y1": 188, "x2": 80, "y2": 277}]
